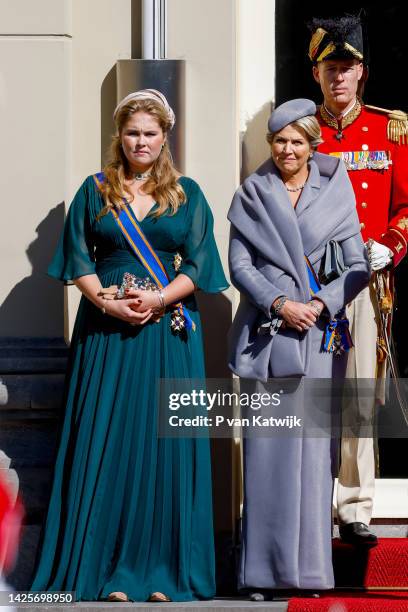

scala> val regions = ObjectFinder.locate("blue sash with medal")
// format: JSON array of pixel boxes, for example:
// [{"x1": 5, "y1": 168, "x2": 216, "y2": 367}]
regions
[
  {"x1": 93, "y1": 172, "x2": 195, "y2": 332},
  {"x1": 304, "y1": 256, "x2": 352, "y2": 354}
]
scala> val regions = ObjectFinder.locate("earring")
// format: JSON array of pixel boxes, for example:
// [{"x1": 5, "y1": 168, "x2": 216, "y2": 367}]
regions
[{"x1": 309, "y1": 152, "x2": 313, "y2": 158}]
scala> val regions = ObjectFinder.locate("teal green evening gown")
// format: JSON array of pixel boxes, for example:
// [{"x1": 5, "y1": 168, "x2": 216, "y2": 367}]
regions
[{"x1": 31, "y1": 176, "x2": 228, "y2": 601}]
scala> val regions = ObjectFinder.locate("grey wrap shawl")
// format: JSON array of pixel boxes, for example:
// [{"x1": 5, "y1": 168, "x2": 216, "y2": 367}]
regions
[{"x1": 228, "y1": 152, "x2": 363, "y2": 381}]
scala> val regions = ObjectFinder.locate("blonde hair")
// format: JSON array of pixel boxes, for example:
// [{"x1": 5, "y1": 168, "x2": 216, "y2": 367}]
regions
[
  {"x1": 266, "y1": 115, "x2": 323, "y2": 148},
  {"x1": 98, "y1": 98, "x2": 186, "y2": 218}
]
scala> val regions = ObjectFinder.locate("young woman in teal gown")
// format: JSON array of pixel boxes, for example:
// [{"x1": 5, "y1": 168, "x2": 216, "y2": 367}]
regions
[{"x1": 31, "y1": 89, "x2": 228, "y2": 602}]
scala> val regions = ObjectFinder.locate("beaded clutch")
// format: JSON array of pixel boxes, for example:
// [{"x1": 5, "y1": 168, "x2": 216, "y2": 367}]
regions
[{"x1": 116, "y1": 272, "x2": 158, "y2": 299}]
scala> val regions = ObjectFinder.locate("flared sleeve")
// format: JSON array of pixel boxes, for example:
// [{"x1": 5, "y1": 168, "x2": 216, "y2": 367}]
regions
[
  {"x1": 179, "y1": 178, "x2": 229, "y2": 293},
  {"x1": 48, "y1": 177, "x2": 97, "y2": 283}
]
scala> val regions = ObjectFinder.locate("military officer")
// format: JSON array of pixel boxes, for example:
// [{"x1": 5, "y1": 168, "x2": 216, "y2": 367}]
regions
[{"x1": 309, "y1": 14, "x2": 408, "y2": 546}]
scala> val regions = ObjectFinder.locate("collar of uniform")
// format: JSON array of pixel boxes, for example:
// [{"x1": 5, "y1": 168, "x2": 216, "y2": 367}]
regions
[{"x1": 319, "y1": 97, "x2": 362, "y2": 130}]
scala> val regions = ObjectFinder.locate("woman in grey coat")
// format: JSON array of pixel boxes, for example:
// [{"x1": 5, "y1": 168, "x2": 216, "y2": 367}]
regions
[{"x1": 228, "y1": 99, "x2": 370, "y2": 598}]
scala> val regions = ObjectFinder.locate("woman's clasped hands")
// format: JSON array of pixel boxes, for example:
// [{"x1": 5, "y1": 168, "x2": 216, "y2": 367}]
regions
[
  {"x1": 126, "y1": 288, "x2": 166, "y2": 324},
  {"x1": 99, "y1": 287, "x2": 165, "y2": 326},
  {"x1": 278, "y1": 298, "x2": 324, "y2": 333}
]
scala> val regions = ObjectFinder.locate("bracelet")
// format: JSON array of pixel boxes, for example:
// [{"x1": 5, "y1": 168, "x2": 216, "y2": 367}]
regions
[
  {"x1": 308, "y1": 302, "x2": 320, "y2": 317},
  {"x1": 309, "y1": 300, "x2": 323, "y2": 317},
  {"x1": 158, "y1": 289, "x2": 166, "y2": 309},
  {"x1": 154, "y1": 290, "x2": 166, "y2": 314},
  {"x1": 100, "y1": 296, "x2": 107, "y2": 315},
  {"x1": 272, "y1": 295, "x2": 288, "y2": 316}
]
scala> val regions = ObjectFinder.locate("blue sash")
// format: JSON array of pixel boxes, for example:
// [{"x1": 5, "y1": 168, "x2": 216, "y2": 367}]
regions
[
  {"x1": 304, "y1": 255, "x2": 353, "y2": 354},
  {"x1": 94, "y1": 172, "x2": 195, "y2": 332}
]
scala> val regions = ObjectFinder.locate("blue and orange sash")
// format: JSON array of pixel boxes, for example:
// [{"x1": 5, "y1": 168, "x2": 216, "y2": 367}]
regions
[
  {"x1": 93, "y1": 172, "x2": 195, "y2": 332},
  {"x1": 305, "y1": 255, "x2": 352, "y2": 354}
]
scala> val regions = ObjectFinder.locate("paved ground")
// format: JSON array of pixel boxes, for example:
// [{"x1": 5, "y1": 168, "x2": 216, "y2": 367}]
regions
[{"x1": 10, "y1": 599, "x2": 288, "y2": 612}]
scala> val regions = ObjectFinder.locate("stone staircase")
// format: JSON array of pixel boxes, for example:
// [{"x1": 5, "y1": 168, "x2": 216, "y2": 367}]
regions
[{"x1": 0, "y1": 337, "x2": 68, "y2": 591}]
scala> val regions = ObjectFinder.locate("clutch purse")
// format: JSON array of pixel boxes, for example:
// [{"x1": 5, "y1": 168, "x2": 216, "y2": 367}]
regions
[
  {"x1": 116, "y1": 272, "x2": 158, "y2": 298},
  {"x1": 319, "y1": 239, "x2": 348, "y2": 284},
  {"x1": 97, "y1": 273, "x2": 159, "y2": 300}
]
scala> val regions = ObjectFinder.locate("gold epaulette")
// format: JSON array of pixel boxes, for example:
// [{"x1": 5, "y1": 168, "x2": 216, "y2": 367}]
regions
[{"x1": 365, "y1": 104, "x2": 408, "y2": 144}]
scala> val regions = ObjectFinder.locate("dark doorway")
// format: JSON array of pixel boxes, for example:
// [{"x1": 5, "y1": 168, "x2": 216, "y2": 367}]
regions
[
  {"x1": 275, "y1": 1, "x2": 408, "y2": 109},
  {"x1": 275, "y1": 0, "x2": 408, "y2": 477}
]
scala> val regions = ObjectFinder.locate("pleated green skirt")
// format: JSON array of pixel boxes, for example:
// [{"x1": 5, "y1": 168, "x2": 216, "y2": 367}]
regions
[{"x1": 31, "y1": 263, "x2": 215, "y2": 601}]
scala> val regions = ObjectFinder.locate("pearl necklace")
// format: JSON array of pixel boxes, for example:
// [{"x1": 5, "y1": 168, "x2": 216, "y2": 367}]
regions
[{"x1": 286, "y1": 183, "x2": 305, "y2": 192}]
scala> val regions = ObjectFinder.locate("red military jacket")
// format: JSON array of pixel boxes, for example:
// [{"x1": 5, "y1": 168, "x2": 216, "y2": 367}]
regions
[{"x1": 317, "y1": 103, "x2": 408, "y2": 266}]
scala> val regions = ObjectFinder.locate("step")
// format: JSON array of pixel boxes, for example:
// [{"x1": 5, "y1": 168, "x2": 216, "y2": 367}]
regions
[
  {"x1": 333, "y1": 523, "x2": 408, "y2": 538},
  {"x1": 0, "y1": 598, "x2": 288, "y2": 612},
  {"x1": 333, "y1": 538, "x2": 408, "y2": 589}
]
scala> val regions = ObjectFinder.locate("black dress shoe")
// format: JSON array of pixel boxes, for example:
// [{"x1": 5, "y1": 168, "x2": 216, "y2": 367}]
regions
[{"x1": 339, "y1": 522, "x2": 378, "y2": 547}]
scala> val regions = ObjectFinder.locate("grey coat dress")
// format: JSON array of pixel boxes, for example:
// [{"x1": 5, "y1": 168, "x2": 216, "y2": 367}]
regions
[{"x1": 228, "y1": 153, "x2": 370, "y2": 591}]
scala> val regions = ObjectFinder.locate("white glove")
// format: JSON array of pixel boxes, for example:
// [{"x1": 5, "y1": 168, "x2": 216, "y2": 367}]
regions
[{"x1": 367, "y1": 239, "x2": 393, "y2": 271}]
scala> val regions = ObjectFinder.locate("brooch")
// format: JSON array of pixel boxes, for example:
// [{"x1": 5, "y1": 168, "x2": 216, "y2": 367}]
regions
[{"x1": 173, "y1": 252, "x2": 183, "y2": 272}]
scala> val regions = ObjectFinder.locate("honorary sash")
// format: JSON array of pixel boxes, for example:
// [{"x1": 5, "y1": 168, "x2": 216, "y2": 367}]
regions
[
  {"x1": 305, "y1": 255, "x2": 352, "y2": 354},
  {"x1": 93, "y1": 172, "x2": 195, "y2": 332}
]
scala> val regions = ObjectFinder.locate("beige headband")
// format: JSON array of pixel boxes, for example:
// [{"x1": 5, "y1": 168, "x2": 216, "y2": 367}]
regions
[{"x1": 113, "y1": 88, "x2": 176, "y2": 129}]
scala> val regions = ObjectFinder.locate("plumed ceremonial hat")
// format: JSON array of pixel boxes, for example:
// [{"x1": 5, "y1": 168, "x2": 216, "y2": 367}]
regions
[
  {"x1": 268, "y1": 99, "x2": 317, "y2": 133},
  {"x1": 308, "y1": 14, "x2": 365, "y2": 63}
]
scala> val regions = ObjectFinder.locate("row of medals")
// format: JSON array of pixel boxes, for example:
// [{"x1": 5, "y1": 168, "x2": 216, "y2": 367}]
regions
[{"x1": 334, "y1": 150, "x2": 392, "y2": 171}]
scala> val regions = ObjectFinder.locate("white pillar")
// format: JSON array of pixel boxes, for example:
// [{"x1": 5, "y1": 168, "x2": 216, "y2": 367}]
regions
[
  {"x1": 142, "y1": 0, "x2": 167, "y2": 59},
  {"x1": 238, "y1": 0, "x2": 276, "y2": 179}
]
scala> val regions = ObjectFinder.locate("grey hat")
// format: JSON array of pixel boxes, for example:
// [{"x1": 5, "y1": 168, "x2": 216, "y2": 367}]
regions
[{"x1": 268, "y1": 98, "x2": 316, "y2": 133}]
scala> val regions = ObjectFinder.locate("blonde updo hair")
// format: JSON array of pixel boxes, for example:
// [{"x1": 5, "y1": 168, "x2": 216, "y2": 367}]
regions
[
  {"x1": 98, "y1": 97, "x2": 186, "y2": 219},
  {"x1": 266, "y1": 115, "x2": 323, "y2": 148}
]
